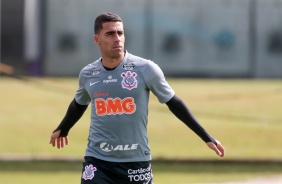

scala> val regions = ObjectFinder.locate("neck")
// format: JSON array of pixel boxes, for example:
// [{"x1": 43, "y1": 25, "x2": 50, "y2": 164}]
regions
[{"x1": 101, "y1": 51, "x2": 125, "y2": 69}]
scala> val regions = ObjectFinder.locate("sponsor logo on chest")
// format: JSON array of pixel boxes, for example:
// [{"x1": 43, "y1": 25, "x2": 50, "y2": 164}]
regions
[
  {"x1": 95, "y1": 97, "x2": 136, "y2": 116},
  {"x1": 92, "y1": 71, "x2": 139, "y2": 116},
  {"x1": 103, "y1": 75, "x2": 117, "y2": 83},
  {"x1": 100, "y1": 142, "x2": 138, "y2": 152}
]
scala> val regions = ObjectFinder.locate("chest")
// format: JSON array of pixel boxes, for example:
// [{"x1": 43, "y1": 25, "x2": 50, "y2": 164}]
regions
[{"x1": 85, "y1": 69, "x2": 146, "y2": 100}]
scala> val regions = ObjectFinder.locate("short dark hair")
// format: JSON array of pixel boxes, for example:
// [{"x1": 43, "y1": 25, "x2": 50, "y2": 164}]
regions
[{"x1": 94, "y1": 12, "x2": 122, "y2": 34}]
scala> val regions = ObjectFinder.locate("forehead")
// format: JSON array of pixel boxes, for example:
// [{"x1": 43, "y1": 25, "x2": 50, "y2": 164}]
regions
[{"x1": 101, "y1": 22, "x2": 124, "y2": 32}]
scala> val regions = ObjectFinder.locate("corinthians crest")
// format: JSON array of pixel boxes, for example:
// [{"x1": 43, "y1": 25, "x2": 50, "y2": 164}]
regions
[
  {"x1": 82, "y1": 164, "x2": 97, "y2": 180},
  {"x1": 121, "y1": 71, "x2": 138, "y2": 90}
]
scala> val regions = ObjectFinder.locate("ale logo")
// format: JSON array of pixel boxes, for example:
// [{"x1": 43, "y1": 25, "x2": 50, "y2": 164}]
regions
[
  {"x1": 100, "y1": 142, "x2": 138, "y2": 152},
  {"x1": 95, "y1": 97, "x2": 136, "y2": 116}
]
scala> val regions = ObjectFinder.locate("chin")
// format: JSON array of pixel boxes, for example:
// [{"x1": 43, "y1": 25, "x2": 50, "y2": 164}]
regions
[{"x1": 110, "y1": 51, "x2": 123, "y2": 58}]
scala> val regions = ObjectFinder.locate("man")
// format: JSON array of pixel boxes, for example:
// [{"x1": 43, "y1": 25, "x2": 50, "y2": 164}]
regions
[{"x1": 49, "y1": 12, "x2": 224, "y2": 184}]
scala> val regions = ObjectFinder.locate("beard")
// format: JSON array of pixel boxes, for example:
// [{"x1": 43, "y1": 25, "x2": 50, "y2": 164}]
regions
[{"x1": 106, "y1": 48, "x2": 124, "y2": 59}]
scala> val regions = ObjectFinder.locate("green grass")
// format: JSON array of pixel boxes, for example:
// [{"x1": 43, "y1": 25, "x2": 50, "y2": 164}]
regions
[
  {"x1": 1, "y1": 77, "x2": 282, "y2": 158},
  {"x1": 1, "y1": 77, "x2": 282, "y2": 183}
]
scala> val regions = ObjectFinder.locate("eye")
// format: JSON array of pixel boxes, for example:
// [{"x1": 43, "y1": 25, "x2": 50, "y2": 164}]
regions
[{"x1": 106, "y1": 32, "x2": 114, "y2": 36}]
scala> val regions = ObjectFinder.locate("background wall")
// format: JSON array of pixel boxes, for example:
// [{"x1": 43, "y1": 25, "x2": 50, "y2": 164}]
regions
[
  {"x1": 1, "y1": 0, "x2": 282, "y2": 78},
  {"x1": 254, "y1": 0, "x2": 282, "y2": 78}
]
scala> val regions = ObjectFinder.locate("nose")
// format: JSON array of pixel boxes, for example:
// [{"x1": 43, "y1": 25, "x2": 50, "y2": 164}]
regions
[{"x1": 114, "y1": 33, "x2": 121, "y2": 41}]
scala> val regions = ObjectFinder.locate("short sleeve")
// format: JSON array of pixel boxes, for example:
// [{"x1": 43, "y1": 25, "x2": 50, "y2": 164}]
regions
[
  {"x1": 143, "y1": 61, "x2": 175, "y2": 103},
  {"x1": 74, "y1": 69, "x2": 91, "y2": 105}
]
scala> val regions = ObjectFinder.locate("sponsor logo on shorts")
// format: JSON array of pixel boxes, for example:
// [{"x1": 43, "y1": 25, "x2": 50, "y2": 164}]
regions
[
  {"x1": 128, "y1": 164, "x2": 153, "y2": 183},
  {"x1": 121, "y1": 71, "x2": 138, "y2": 90},
  {"x1": 100, "y1": 142, "x2": 138, "y2": 152},
  {"x1": 82, "y1": 164, "x2": 97, "y2": 180}
]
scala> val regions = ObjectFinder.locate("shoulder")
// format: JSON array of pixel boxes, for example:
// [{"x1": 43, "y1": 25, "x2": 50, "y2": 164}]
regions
[
  {"x1": 125, "y1": 53, "x2": 164, "y2": 82},
  {"x1": 81, "y1": 59, "x2": 101, "y2": 71},
  {"x1": 79, "y1": 59, "x2": 102, "y2": 76},
  {"x1": 127, "y1": 53, "x2": 161, "y2": 72}
]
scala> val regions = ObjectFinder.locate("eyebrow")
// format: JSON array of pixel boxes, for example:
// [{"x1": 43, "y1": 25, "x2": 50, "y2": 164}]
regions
[{"x1": 105, "y1": 30, "x2": 124, "y2": 35}]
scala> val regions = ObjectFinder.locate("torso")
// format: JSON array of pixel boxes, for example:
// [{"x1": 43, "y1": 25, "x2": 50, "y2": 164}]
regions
[{"x1": 75, "y1": 51, "x2": 175, "y2": 162}]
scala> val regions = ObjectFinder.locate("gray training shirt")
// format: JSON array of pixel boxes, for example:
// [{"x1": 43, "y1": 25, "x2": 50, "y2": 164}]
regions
[{"x1": 75, "y1": 51, "x2": 175, "y2": 162}]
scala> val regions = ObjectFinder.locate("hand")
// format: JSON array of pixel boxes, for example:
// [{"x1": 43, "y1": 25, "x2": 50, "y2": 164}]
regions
[
  {"x1": 206, "y1": 139, "x2": 225, "y2": 157},
  {"x1": 49, "y1": 130, "x2": 69, "y2": 149}
]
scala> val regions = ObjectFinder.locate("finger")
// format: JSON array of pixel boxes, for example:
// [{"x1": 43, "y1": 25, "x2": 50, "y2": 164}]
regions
[
  {"x1": 51, "y1": 139, "x2": 55, "y2": 147},
  {"x1": 50, "y1": 132, "x2": 58, "y2": 146},
  {"x1": 61, "y1": 137, "x2": 64, "y2": 148},
  {"x1": 56, "y1": 138, "x2": 61, "y2": 149},
  {"x1": 49, "y1": 137, "x2": 54, "y2": 145},
  {"x1": 208, "y1": 142, "x2": 222, "y2": 157},
  {"x1": 49, "y1": 137, "x2": 56, "y2": 147},
  {"x1": 213, "y1": 140, "x2": 224, "y2": 157},
  {"x1": 65, "y1": 137, "x2": 69, "y2": 145},
  {"x1": 217, "y1": 144, "x2": 225, "y2": 157},
  {"x1": 213, "y1": 146, "x2": 222, "y2": 157}
]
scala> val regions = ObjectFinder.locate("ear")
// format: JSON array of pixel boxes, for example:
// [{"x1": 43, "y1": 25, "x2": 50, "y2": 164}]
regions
[{"x1": 94, "y1": 35, "x2": 99, "y2": 44}]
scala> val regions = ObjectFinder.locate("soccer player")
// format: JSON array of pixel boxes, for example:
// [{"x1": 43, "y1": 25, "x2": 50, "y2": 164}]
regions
[{"x1": 49, "y1": 12, "x2": 225, "y2": 184}]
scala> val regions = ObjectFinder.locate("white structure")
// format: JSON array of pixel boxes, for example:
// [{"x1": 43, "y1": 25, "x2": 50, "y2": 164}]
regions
[{"x1": 44, "y1": 0, "x2": 282, "y2": 78}]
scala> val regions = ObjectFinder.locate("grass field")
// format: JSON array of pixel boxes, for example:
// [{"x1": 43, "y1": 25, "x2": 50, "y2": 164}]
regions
[{"x1": 1, "y1": 77, "x2": 282, "y2": 183}]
